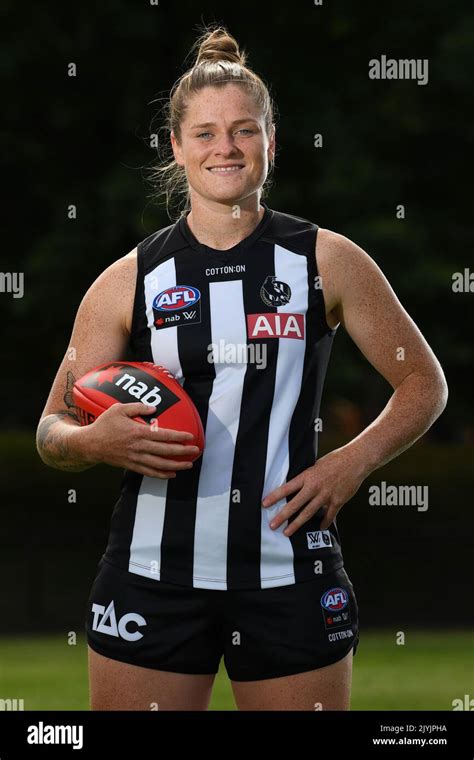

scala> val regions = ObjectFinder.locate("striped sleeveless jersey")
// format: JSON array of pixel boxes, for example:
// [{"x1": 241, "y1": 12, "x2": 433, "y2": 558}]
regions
[{"x1": 103, "y1": 201, "x2": 345, "y2": 590}]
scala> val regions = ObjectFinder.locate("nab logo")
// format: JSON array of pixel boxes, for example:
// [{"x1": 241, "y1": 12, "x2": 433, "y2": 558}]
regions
[
  {"x1": 91, "y1": 600, "x2": 146, "y2": 642},
  {"x1": 247, "y1": 313, "x2": 305, "y2": 340},
  {"x1": 153, "y1": 286, "x2": 201, "y2": 311},
  {"x1": 320, "y1": 587, "x2": 349, "y2": 612},
  {"x1": 115, "y1": 372, "x2": 163, "y2": 406}
]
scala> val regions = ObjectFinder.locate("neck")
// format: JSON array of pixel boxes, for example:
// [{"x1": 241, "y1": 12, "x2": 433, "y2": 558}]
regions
[{"x1": 185, "y1": 195, "x2": 264, "y2": 250}]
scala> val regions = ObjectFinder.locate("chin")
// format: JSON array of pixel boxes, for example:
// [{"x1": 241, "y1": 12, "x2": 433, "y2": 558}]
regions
[{"x1": 201, "y1": 189, "x2": 247, "y2": 206}]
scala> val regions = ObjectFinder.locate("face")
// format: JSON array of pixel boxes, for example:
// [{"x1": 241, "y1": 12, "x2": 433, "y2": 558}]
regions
[{"x1": 171, "y1": 84, "x2": 275, "y2": 206}]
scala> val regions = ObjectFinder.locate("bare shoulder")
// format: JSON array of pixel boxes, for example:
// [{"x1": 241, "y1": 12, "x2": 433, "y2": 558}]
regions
[
  {"x1": 85, "y1": 247, "x2": 138, "y2": 335},
  {"x1": 315, "y1": 228, "x2": 381, "y2": 328}
]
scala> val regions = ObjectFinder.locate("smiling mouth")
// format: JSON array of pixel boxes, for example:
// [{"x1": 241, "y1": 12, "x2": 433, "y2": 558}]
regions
[{"x1": 206, "y1": 165, "x2": 245, "y2": 174}]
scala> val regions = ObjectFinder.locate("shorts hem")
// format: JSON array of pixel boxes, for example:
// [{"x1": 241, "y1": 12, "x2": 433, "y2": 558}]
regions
[
  {"x1": 86, "y1": 640, "x2": 219, "y2": 677},
  {"x1": 226, "y1": 639, "x2": 358, "y2": 682}
]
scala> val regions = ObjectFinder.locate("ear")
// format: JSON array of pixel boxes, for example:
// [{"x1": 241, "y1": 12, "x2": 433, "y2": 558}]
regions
[
  {"x1": 171, "y1": 131, "x2": 184, "y2": 167},
  {"x1": 268, "y1": 124, "x2": 276, "y2": 165}
]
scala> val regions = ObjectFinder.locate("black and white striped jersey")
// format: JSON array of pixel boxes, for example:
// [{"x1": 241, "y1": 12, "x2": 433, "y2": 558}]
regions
[{"x1": 103, "y1": 201, "x2": 346, "y2": 590}]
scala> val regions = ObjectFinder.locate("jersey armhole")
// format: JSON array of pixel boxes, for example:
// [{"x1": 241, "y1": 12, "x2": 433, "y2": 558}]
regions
[
  {"x1": 314, "y1": 225, "x2": 339, "y2": 337},
  {"x1": 129, "y1": 242, "x2": 145, "y2": 358}
]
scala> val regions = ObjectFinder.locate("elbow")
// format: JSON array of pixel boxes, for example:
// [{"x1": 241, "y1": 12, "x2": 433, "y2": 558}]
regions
[{"x1": 426, "y1": 369, "x2": 449, "y2": 418}]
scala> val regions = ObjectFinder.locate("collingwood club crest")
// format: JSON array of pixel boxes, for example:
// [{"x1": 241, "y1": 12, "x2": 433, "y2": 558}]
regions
[{"x1": 260, "y1": 276, "x2": 292, "y2": 307}]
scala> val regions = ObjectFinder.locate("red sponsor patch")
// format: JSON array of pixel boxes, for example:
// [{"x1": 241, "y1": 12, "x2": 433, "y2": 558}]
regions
[{"x1": 247, "y1": 313, "x2": 305, "y2": 340}]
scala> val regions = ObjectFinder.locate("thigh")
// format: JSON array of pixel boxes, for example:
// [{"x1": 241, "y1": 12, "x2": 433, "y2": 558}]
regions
[
  {"x1": 84, "y1": 557, "x2": 223, "y2": 709},
  {"x1": 231, "y1": 648, "x2": 353, "y2": 711},
  {"x1": 88, "y1": 646, "x2": 216, "y2": 710},
  {"x1": 224, "y1": 566, "x2": 360, "y2": 710}
]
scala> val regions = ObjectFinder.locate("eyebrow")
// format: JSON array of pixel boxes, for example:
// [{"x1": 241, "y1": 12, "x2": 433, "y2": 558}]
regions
[{"x1": 189, "y1": 119, "x2": 258, "y2": 130}]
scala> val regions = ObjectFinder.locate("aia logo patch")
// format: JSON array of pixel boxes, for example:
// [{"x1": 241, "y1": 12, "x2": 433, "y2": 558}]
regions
[
  {"x1": 152, "y1": 285, "x2": 201, "y2": 329},
  {"x1": 247, "y1": 313, "x2": 305, "y2": 340}
]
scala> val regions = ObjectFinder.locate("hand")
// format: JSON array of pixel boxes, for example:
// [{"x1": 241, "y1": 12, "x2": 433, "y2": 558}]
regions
[
  {"x1": 261, "y1": 447, "x2": 366, "y2": 537},
  {"x1": 78, "y1": 402, "x2": 201, "y2": 479}
]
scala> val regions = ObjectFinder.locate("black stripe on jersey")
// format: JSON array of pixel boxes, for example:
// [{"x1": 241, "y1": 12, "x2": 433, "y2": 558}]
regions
[
  {"x1": 286, "y1": 227, "x2": 341, "y2": 579},
  {"x1": 226, "y1": 239, "x2": 279, "y2": 589},
  {"x1": 106, "y1": 471, "x2": 145, "y2": 567}
]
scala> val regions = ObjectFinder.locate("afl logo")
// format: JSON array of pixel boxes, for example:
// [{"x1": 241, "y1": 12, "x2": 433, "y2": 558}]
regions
[
  {"x1": 260, "y1": 276, "x2": 291, "y2": 307},
  {"x1": 153, "y1": 286, "x2": 201, "y2": 312},
  {"x1": 320, "y1": 587, "x2": 349, "y2": 611}
]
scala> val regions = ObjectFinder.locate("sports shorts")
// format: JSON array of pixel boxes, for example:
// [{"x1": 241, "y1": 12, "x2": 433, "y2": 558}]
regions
[{"x1": 85, "y1": 556, "x2": 359, "y2": 682}]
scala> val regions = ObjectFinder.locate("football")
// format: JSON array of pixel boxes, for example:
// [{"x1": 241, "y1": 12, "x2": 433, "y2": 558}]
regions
[{"x1": 72, "y1": 361, "x2": 205, "y2": 461}]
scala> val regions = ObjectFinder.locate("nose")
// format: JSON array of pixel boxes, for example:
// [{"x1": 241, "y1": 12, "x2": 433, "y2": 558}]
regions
[{"x1": 214, "y1": 132, "x2": 240, "y2": 156}]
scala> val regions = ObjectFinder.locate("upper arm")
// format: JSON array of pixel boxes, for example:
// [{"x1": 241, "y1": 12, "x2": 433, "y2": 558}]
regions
[
  {"x1": 39, "y1": 249, "x2": 138, "y2": 421},
  {"x1": 315, "y1": 229, "x2": 447, "y2": 391}
]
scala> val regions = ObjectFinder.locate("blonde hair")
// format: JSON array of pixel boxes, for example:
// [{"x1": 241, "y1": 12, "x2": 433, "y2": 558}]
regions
[{"x1": 148, "y1": 24, "x2": 277, "y2": 220}]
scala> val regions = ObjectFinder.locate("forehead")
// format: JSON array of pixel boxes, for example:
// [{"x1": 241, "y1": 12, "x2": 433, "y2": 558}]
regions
[{"x1": 184, "y1": 84, "x2": 262, "y2": 125}]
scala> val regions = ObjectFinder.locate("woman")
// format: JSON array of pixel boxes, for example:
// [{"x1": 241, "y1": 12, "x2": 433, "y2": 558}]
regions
[{"x1": 36, "y1": 26, "x2": 448, "y2": 711}]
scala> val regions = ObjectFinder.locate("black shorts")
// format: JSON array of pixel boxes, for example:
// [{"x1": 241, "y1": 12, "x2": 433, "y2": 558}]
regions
[{"x1": 85, "y1": 556, "x2": 360, "y2": 682}]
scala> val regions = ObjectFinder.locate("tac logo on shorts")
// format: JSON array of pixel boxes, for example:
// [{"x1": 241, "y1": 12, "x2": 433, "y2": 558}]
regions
[
  {"x1": 320, "y1": 587, "x2": 351, "y2": 631},
  {"x1": 91, "y1": 600, "x2": 146, "y2": 642},
  {"x1": 306, "y1": 530, "x2": 333, "y2": 550},
  {"x1": 152, "y1": 286, "x2": 201, "y2": 329}
]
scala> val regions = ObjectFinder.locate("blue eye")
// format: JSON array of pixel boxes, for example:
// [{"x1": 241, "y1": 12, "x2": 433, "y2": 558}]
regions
[{"x1": 196, "y1": 128, "x2": 255, "y2": 139}]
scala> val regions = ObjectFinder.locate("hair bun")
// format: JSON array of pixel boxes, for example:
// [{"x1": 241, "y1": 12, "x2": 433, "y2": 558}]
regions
[{"x1": 195, "y1": 27, "x2": 246, "y2": 66}]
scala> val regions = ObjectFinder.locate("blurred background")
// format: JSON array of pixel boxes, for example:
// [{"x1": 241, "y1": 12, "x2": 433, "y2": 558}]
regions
[{"x1": 1, "y1": 0, "x2": 473, "y2": 709}]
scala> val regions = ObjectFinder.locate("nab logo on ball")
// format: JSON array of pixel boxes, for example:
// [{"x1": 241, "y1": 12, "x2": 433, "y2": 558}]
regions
[
  {"x1": 80, "y1": 363, "x2": 181, "y2": 424},
  {"x1": 153, "y1": 285, "x2": 201, "y2": 329},
  {"x1": 320, "y1": 587, "x2": 349, "y2": 611}
]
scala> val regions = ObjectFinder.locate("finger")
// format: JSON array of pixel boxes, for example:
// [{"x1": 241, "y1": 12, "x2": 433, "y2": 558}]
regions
[
  {"x1": 122, "y1": 402, "x2": 159, "y2": 417},
  {"x1": 319, "y1": 505, "x2": 337, "y2": 531},
  {"x1": 282, "y1": 498, "x2": 326, "y2": 538},
  {"x1": 133, "y1": 453, "x2": 194, "y2": 471},
  {"x1": 135, "y1": 465, "x2": 177, "y2": 479},
  {"x1": 148, "y1": 424, "x2": 196, "y2": 442},
  {"x1": 139, "y1": 440, "x2": 201, "y2": 457},
  {"x1": 261, "y1": 473, "x2": 305, "y2": 507},
  {"x1": 268, "y1": 488, "x2": 317, "y2": 530}
]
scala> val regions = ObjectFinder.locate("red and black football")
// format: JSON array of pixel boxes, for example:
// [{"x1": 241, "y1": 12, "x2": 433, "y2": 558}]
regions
[{"x1": 72, "y1": 361, "x2": 205, "y2": 461}]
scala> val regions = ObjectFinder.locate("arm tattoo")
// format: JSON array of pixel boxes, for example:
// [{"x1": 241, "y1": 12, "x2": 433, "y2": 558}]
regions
[
  {"x1": 36, "y1": 373, "x2": 92, "y2": 471},
  {"x1": 63, "y1": 371, "x2": 81, "y2": 423}
]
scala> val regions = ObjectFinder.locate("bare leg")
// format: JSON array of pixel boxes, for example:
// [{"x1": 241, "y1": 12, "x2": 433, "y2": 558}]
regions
[
  {"x1": 231, "y1": 649, "x2": 353, "y2": 711},
  {"x1": 88, "y1": 646, "x2": 216, "y2": 711}
]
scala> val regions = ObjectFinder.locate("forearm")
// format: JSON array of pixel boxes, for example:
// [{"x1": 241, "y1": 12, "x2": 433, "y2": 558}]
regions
[
  {"x1": 36, "y1": 411, "x2": 97, "y2": 472},
  {"x1": 339, "y1": 370, "x2": 448, "y2": 479}
]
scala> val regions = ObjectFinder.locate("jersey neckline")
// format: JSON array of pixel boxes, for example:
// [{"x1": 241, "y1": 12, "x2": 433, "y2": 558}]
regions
[{"x1": 178, "y1": 200, "x2": 274, "y2": 263}]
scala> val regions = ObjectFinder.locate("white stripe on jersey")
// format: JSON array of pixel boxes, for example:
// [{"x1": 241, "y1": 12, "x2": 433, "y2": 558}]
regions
[
  {"x1": 260, "y1": 245, "x2": 309, "y2": 587},
  {"x1": 128, "y1": 257, "x2": 181, "y2": 580},
  {"x1": 193, "y1": 280, "x2": 247, "y2": 589}
]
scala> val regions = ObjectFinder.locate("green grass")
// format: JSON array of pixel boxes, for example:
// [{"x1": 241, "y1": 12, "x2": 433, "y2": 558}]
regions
[{"x1": 0, "y1": 630, "x2": 472, "y2": 710}]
